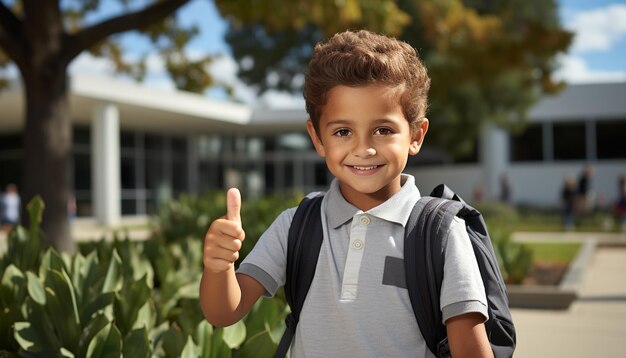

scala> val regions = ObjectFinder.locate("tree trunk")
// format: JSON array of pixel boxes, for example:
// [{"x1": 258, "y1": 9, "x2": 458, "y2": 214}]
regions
[{"x1": 21, "y1": 69, "x2": 75, "y2": 253}]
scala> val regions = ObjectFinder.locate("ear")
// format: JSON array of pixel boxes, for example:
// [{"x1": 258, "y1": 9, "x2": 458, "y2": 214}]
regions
[
  {"x1": 306, "y1": 119, "x2": 326, "y2": 157},
  {"x1": 409, "y1": 118, "x2": 429, "y2": 156}
]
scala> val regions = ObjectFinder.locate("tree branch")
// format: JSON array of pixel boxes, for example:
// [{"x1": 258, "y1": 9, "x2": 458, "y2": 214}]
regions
[
  {"x1": 0, "y1": 1, "x2": 25, "y2": 67},
  {"x1": 65, "y1": 0, "x2": 190, "y2": 61}
]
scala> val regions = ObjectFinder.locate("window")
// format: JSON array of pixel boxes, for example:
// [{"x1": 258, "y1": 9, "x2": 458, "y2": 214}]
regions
[
  {"x1": 553, "y1": 122, "x2": 585, "y2": 160},
  {"x1": 73, "y1": 153, "x2": 91, "y2": 190},
  {"x1": 511, "y1": 124, "x2": 543, "y2": 161},
  {"x1": 597, "y1": 120, "x2": 626, "y2": 159},
  {"x1": 0, "y1": 133, "x2": 21, "y2": 151},
  {"x1": 73, "y1": 126, "x2": 90, "y2": 146}
]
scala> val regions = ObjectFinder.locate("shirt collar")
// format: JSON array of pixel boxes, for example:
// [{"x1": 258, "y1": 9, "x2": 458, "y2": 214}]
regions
[{"x1": 325, "y1": 174, "x2": 422, "y2": 229}]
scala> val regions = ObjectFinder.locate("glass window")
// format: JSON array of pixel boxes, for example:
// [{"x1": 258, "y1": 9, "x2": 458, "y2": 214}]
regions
[
  {"x1": 511, "y1": 124, "x2": 543, "y2": 162},
  {"x1": 553, "y1": 122, "x2": 585, "y2": 160},
  {"x1": 172, "y1": 160, "x2": 187, "y2": 191},
  {"x1": 172, "y1": 137, "x2": 187, "y2": 158},
  {"x1": 73, "y1": 153, "x2": 91, "y2": 191},
  {"x1": 597, "y1": 120, "x2": 626, "y2": 159},
  {"x1": 0, "y1": 133, "x2": 21, "y2": 151},
  {"x1": 121, "y1": 157, "x2": 136, "y2": 189},
  {"x1": 0, "y1": 158, "x2": 21, "y2": 189},
  {"x1": 145, "y1": 158, "x2": 164, "y2": 190},
  {"x1": 122, "y1": 199, "x2": 137, "y2": 216},
  {"x1": 73, "y1": 126, "x2": 90, "y2": 146},
  {"x1": 315, "y1": 162, "x2": 329, "y2": 186},
  {"x1": 145, "y1": 134, "x2": 163, "y2": 153},
  {"x1": 121, "y1": 131, "x2": 136, "y2": 150}
]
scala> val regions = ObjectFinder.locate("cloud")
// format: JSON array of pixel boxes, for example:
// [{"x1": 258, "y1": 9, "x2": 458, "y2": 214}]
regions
[
  {"x1": 565, "y1": 4, "x2": 626, "y2": 53},
  {"x1": 555, "y1": 54, "x2": 626, "y2": 83},
  {"x1": 208, "y1": 55, "x2": 304, "y2": 109}
]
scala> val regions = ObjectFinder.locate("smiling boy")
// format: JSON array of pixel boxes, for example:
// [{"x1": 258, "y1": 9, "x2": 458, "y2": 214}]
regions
[{"x1": 201, "y1": 30, "x2": 493, "y2": 357}]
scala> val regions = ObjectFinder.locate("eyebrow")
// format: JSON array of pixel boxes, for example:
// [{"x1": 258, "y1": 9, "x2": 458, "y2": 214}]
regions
[{"x1": 325, "y1": 118, "x2": 398, "y2": 127}]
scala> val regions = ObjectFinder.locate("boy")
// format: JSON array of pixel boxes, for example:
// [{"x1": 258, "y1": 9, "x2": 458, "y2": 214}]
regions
[{"x1": 201, "y1": 30, "x2": 493, "y2": 357}]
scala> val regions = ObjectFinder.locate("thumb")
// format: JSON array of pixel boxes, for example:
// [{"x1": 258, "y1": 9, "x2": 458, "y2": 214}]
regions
[{"x1": 226, "y1": 188, "x2": 242, "y2": 224}]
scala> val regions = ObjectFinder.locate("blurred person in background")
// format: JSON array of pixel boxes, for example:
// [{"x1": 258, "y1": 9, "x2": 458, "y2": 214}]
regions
[{"x1": 0, "y1": 183, "x2": 21, "y2": 232}]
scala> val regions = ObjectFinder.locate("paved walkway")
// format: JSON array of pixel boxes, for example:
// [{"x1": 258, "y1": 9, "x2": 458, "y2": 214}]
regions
[{"x1": 511, "y1": 246, "x2": 626, "y2": 357}]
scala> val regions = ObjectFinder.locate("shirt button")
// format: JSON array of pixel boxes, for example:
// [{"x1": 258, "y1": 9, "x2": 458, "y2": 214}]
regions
[
  {"x1": 353, "y1": 239, "x2": 364, "y2": 250},
  {"x1": 360, "y1": 216, "x2": 371, "y2": 225}
]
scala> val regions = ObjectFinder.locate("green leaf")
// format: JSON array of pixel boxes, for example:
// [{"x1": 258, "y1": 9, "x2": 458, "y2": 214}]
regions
[
  {"x1": 14, "y1": 320, "x2": 59, "y2": 355},
  {"x1": 16, "y1": 296, "x2": 61, "y2": 352},
  {"x1": 79, "y1": 290, "x2": 115, "y2": 325},
  {"x1": 180, "y1": 335, "x2": 199, "y2": 358},
  {"x1": 222, "y1": 320, "x2": 246, "y2": 349},
  {"x1": 161, "y1": 325, "x2": 186, "y2": 358},
  {"x1": 114, "y1": 274, "x2": 151, "y2": 336},
  {"x1": 26, "y1": 271, "x2": 46, "y2": 305},
  {"x1": 44, "y1": 269, "x2": 80, "y2": 351},
  {"x1": 76, "y1": 313, "x2": 110, "y2": 358},
  {"x1": 60, "y1": 347, "x2": 75, "y2": 357},
  {"x1": 102, "y1": 250, "x2": 123, "y2": 293},
  {"x1": 209, "y1": 328, "x2": 231, "y2": 358},
  {"x1": 86, "y1": 322, "x2": 122, "y2": 358},
  {"x1": 122, "y1": 327, "x2": 151, "y2": 358},
  {"x1": 39, "y1": 249, "x2": 67, "y2": 281},
  {"x1": 195, "y1": 320, "x2": 213, "y2": 358},
  {"x1": 133, "y1": 299, "x2": 156, "y2": 332},
  {"x1": 70, "y1": 253, "x2": 86, "y2": 304},
  {"x1": 244, "y1": 298, "x2": 286, "y2": 337},
  {"x1": 0, "y1": 264, "x2": 26, "y2": 309},
  {"x1": 236, "y1": 329, "x2": 277, "y2": 358}
]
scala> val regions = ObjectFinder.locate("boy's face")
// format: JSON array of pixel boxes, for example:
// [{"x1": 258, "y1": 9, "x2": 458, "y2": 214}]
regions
[{"x1": 306, "y1": 84, "x2": 428, "y2": 209}]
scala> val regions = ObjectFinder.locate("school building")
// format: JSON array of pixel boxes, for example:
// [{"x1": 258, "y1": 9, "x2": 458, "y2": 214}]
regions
[{"x1": 1, "y1": 75, "x2": 625, "y2": 225}]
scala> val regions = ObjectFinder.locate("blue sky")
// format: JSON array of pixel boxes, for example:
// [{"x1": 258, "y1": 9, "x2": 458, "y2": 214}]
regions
[{"x1": 68, "y1": 0, "x2": 626, "y2": 107}]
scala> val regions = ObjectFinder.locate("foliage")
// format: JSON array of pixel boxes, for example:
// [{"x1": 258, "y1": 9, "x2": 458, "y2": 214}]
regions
[
  {"x1": 151, "y1": 191, "x2": 301, "y2": 264},
  {"x1": 224, "y1": 0, "x2": 572, "y2": 159},
  {"x1": 0, "y1": 196, "x2": 293, "y2": 357}
]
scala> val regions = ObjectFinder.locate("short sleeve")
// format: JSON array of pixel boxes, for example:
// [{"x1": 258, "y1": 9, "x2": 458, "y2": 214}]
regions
[
  {"x1": 236, "y1": 207, "x2": 295, "y2": 297},
  {"x1": 440, "y1": 216, "x2": 488, "y2": 324}
]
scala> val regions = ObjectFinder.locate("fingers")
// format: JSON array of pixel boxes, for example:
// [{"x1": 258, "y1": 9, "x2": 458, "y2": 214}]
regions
[
  {"x1": 226, "y1": 188, "x2": 241, "y2": 224},
  {"x1": 203, "y1": 188, "x2": 244, "y2": 273}
]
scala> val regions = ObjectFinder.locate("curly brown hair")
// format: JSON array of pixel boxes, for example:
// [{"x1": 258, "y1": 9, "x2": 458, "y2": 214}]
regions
[{"x1": 304, "y1": 29, "x2": 430, "y2": 134}]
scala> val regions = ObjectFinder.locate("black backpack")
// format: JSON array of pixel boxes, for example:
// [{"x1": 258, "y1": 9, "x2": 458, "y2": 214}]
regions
[{"x1": 275, "y1": 184, "x2": 516, "y2": 358}]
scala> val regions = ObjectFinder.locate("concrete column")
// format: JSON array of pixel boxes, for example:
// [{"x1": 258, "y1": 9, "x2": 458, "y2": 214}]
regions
[
  {"x1": 92, "y1": 103, "x2": 121, "y2": 225},
  {"x1": 480, "y1": 124, "x2": 509, "y2": 201}
]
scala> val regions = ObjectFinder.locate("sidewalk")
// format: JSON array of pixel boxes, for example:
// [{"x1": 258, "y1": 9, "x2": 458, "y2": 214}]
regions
[{"x1": 511, "y1": 245, "x2": 626, "y2": 357}]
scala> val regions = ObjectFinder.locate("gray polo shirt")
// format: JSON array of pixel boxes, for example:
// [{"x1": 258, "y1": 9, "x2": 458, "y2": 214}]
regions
[{"x1": 238, "y1": 174, "x2": 487, "y2": 357}]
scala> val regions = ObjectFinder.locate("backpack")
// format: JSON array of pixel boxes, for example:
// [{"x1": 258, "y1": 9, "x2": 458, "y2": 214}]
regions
[{"x1": 275, "y1": 184, "x2": 516, "y2": 358}]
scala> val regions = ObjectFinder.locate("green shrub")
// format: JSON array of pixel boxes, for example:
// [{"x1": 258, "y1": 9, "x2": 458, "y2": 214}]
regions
[{"x1": 0, "y1": 197, "x2": 291, "y2": 357}]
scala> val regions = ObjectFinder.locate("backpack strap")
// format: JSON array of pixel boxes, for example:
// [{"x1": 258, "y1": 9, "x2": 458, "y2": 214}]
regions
[
  {"x1": 275, "y1": 193, "x2": 325, "y2": 358},
  {"x1": 405, "y1": 194, "x2": 466, "y2": 358}
]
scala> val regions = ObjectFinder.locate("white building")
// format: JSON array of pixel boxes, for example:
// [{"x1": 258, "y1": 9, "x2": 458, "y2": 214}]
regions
[{"x1": 1, "y1": 75, "x2": 624, "y2": 225}]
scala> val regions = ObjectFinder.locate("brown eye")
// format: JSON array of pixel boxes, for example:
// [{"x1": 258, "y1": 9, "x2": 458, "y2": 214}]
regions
[{"x1": 375, "y1": 127, "x2": 393, "y2": 135}]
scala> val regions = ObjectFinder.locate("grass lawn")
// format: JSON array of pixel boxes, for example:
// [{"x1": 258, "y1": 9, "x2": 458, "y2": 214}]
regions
[{"x1": 523, "y1": 242, "x2": 581, "y2": 263}]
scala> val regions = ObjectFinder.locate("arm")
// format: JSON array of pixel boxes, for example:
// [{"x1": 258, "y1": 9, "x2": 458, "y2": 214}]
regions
[
  {"x1": 199, "y1": 267, "x2": 265, "y2": 327},
  {"x1": 446, "y1": 313, "x2": 493, "y2": 358},
  {"x1": 199, "y1": 188, "x2": 265, "y2": 327}
]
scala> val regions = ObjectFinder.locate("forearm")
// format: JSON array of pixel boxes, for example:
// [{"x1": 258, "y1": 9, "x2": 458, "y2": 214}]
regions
[{"x1": 199, "y1": 267, "x2": 244, "y2": 327}]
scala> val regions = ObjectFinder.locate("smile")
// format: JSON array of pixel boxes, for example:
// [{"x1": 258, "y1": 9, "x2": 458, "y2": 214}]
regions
[{"x1": 352, "y1": 165, "x2": 378, "y2": 170}]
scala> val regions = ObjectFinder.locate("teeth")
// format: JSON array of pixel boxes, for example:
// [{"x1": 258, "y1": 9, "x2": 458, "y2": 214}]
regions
[{"x1": 353, "y1": 165, "x2": 378, "y2": 170}]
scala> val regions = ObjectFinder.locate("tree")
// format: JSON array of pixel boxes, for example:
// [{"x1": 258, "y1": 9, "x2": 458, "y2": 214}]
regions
[
  {"x1": 224, "y1": 0, "x2": 573, "y2": 159},
  {"x1": 0, "y1": 0, "x2": 407, "y2": 252}
]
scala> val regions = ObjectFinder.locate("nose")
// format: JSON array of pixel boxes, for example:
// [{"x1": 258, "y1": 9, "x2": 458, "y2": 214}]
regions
[{"x1": 354, "y1": 137, "x2": 376, "y2": 158}]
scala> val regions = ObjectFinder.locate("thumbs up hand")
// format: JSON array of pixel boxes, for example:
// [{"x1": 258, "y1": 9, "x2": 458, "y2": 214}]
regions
[
  {"x1": 226, "y1": 188, "x2": 241, "y2": 224},
  {"x1": 203, "y1": 188, "x2": 246, "y2": 273}
]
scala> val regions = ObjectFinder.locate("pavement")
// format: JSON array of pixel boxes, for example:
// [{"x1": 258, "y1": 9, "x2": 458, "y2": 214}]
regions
[
  {"x1": 1, "y1": 220, "x2": 626, "y2": 356},
  {"x1": 511, "y1": 239, "x2": 626, "y2": 357}
]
